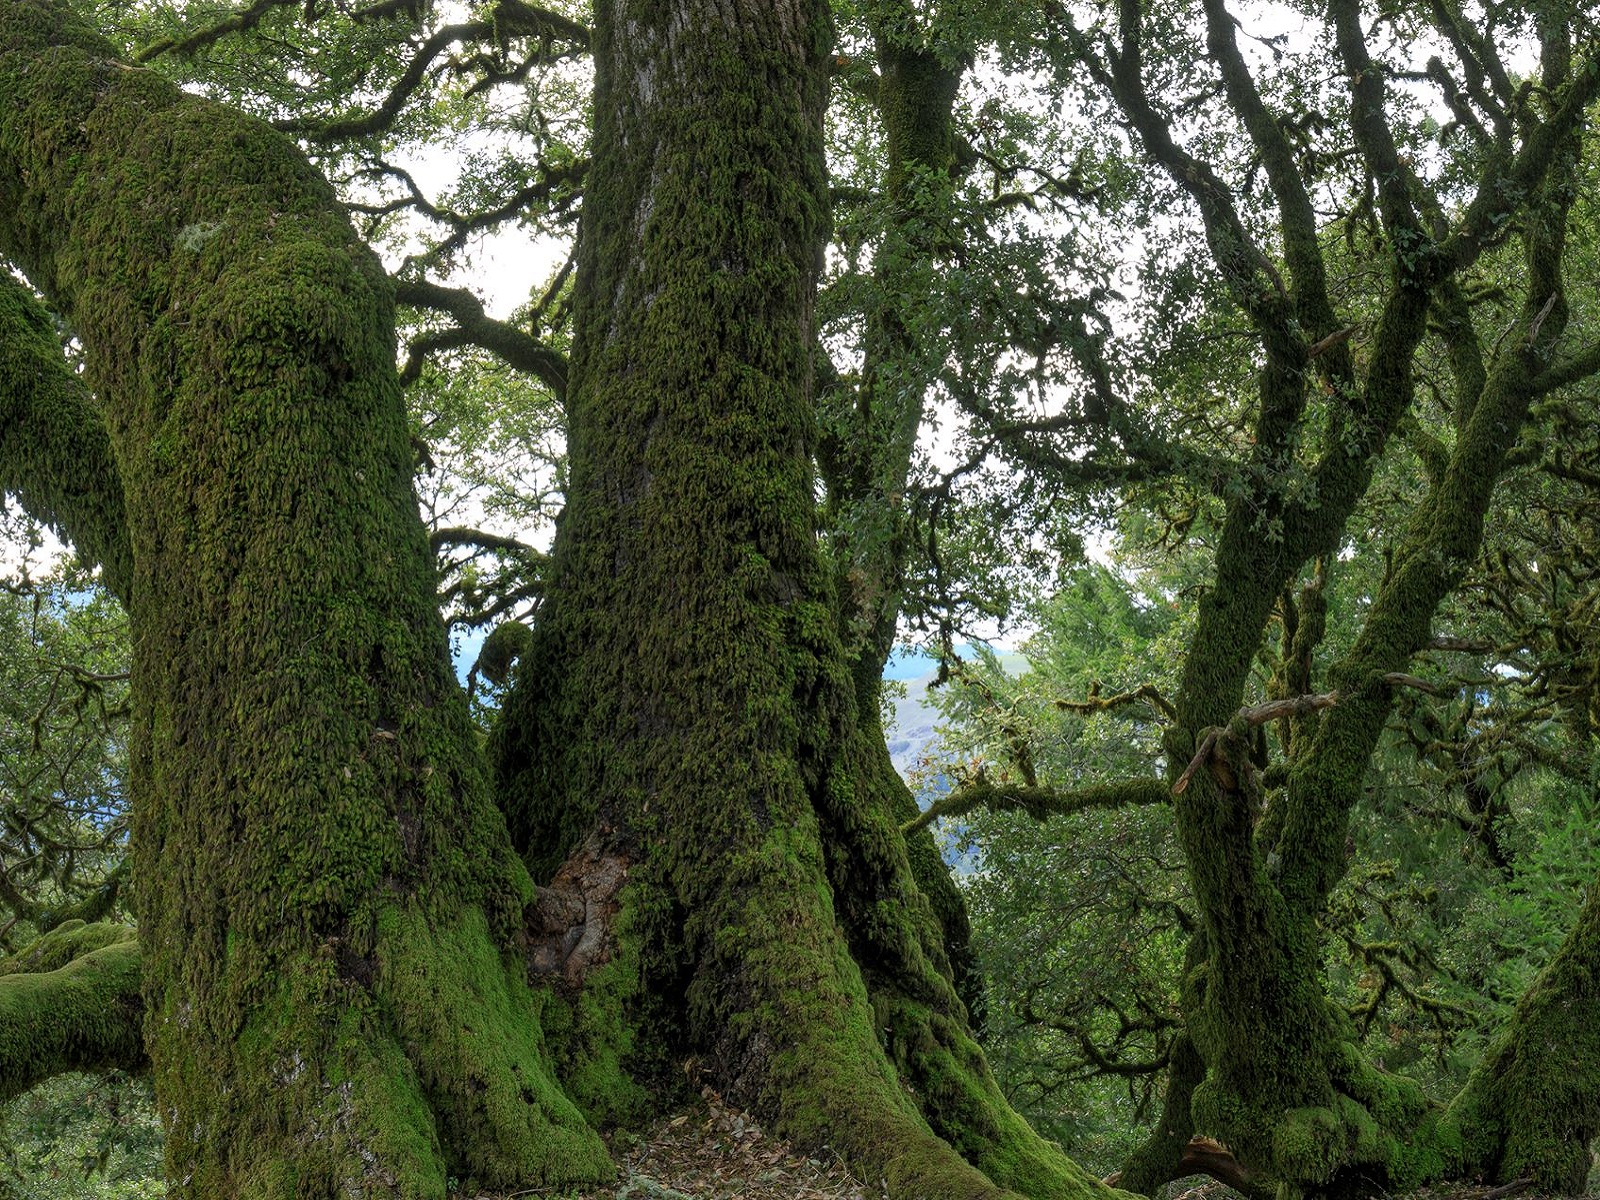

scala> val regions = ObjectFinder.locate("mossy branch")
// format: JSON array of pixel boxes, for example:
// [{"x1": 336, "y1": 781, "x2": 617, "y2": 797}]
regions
[
  {"x1": 134, "y1": 0, "x2": 292, "y2": 62},
  {"x1": 0, "y1": 921, "x2": 143, "y2": 1103},
  {"x1": 903, "y1": 777, "x2": 1168, "y2": 836},
  {"x1": 0, "y1": 861, "x2": 128, "y2": 935},
  {"x1": 1055, "y1": 682, "x2": 1177, "y2": 722},
  {"x1": 429, "y1": 525, "x2": 545, "y2": 557},
  {"x1": 0, "y1": 273, "x2": 131, "y2": 601},
  {"x1": 278, "y1": 7, "x2": 587, "y2": 143},
  {"x1": 395, "y1": 277, "x2": 568, "y2": 398},
  {"x1": 1382, "y1": 671, "x2": 1453, "y2": 696}
]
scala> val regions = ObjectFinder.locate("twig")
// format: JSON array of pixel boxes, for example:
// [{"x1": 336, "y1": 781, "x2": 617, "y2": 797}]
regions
[{"x1": 1483, "y1": 1177, "x2": 1535, "y2": 1200}]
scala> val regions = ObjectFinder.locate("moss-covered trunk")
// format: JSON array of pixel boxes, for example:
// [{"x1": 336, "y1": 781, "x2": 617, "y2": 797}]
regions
[
  {"x1": 0, "y1": 3, "x2": 608, "y2": 1195},
  {"x1": 824, "y1": 24, "x2": 984, "y2": 1030},
  {"x1": 1148, "y1": 40, "x2": 1589, "y2": 1196},
  {"x1": 1442, "y1": 872, "x2": 1600, "y2": 1192},
  {"x1": 491, "y1": 2, "x2": 1116, "y2": 1196}
]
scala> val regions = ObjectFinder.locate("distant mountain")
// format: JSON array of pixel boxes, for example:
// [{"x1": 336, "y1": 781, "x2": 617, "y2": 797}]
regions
[
  {"x1": 885, "y1": 666, "x2": 945, "y2": 781},
  {"x1": 882, "y1": 646, "x2": 1028, "y2": 789}
]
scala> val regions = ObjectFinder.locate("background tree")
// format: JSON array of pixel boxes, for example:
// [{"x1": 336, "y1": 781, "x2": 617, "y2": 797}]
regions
[{"x1": 918, "y1": 0, "x2": 1600, "y2": 1194}]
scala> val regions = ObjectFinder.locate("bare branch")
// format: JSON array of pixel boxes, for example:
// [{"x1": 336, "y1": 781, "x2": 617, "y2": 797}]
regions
[{"x1": 1174, "y1": 692, "x2": 1338, "y2": 795}]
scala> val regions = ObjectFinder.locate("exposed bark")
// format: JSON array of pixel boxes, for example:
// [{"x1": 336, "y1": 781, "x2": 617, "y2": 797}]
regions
[{"x1": 0, "y1": 3, "x2": 608, "y2": 1194}]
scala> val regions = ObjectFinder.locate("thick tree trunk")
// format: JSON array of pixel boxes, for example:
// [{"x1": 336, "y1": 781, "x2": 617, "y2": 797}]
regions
[
  {"x1": 0, "y1": 3, "x2": 608, "y2": 1194},
  {"x1": 491, "y1": 2, "x2": 1115, "y2": 1196}
]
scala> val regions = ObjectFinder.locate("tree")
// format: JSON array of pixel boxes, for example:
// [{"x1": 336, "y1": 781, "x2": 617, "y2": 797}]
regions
[
  {"x1": 922, "y1": 1, "x2": 1600, "y2": 1194},
  {"x1": 6, "y1": 1, "x2": 1600, "y2": 1199},
  {"x1": 0, "y1": 0, "x2": 1116, "y2": 1196},
  {"x1": 0, "y1": 0, "x2": 619, "y2": 1189}
]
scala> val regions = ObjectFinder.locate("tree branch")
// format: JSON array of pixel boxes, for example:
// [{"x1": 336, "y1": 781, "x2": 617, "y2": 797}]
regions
[
  {"x1": 281, "y1": 22, "x2": 496, "y2": 142},
  {"x1": 1439, "y1": 43, "x2": 1600, "y2": 274},
  {"x1": 1054, "y1": 683, "x2": 1177, "y2": 722},
  {"x1": 902, "y1": 777, "x2": 1168, "y2": 836},
  {"x1": 0, "y1": 922, "x2": 144, "y2": 1103},
  {"x1": 429, "y1": 526, "x2": 543, "y2": 556},
  {"x1": 1200, "y1": 0, "x2": 1341, "y2": 344},
  {"x1": 135, "y1": 0, "x2": 296, "y2": 62},
  {"x1": 1069, "y1": 0, "x2": 1298, "y2": 350},
  {"x1": 1173, "y1": 692, "x2": 1338, "y2": 795},
  {"x1": 0, "y1": 273, "x2": 132, "y2": 602},
  {"x1": 394, "y1": 278, "x2": 568, "y2": 398}
]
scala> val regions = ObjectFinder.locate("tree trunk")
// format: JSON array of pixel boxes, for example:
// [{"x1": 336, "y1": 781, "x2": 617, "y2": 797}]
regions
[
  {"x1": 1442, "y1": 877, "x2": 1600, "y2": 1192},
  {"x1": 829, "y1": 30, "x2": 985, "y2": 1032},
  {"x1": 0, "y1": 3, "x2": 608, "y2": 1194},
  {"x1": 491, "y1": 2, "x2": 1115, "y2": 1196}
]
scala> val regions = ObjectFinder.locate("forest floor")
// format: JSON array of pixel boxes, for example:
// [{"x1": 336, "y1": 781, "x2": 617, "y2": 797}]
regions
[
  {"x1": 450, "y1": 1086, "x2": 1590, "y2": 1200},
  {"x1": 455, "y1": 1084, "x2": 871, "y2": 1200}
]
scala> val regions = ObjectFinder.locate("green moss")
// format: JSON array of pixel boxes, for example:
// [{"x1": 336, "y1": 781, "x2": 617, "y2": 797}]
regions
[
  {"x1": 1439, "y1": 882, "x2": 1600, "y2": 1192},
  {"x1": 0, "y1": 921, "x2": 134, "y2": 977},
  {"x1": 1333, "y1": 1094, "x2": 1383, "y2": 1166},
  {"x1": 0, "y1": 273, "x2": 132, "y2": 599},
  {"x1": 0, "y1": 4, "x2": 607, "y2": 1194},
  {"x1": 378, "y1": 906, "x2": 614, "y2": 1189},
  {"x1": 536, "y1": 885, "x2": 654, "y2": 1129},
  {"x1": 1330, "y1": 1041, "x2": 1427, "y2": 1131},
  {"x1": 1271, "y1": 1107, "x2": 1341, "y2": 1187},
  {"x1": 0, "y1": 928, "x2": 142, "y2": 1103}
]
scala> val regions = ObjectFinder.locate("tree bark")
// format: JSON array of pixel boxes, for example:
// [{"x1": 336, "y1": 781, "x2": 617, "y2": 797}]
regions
[
  {"x1": 491, "y1": 2, "x2": 1118, "y2": 1196},
  {"x1": 0, "y1": 3, "x2": 609, "y2": 1194}
]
